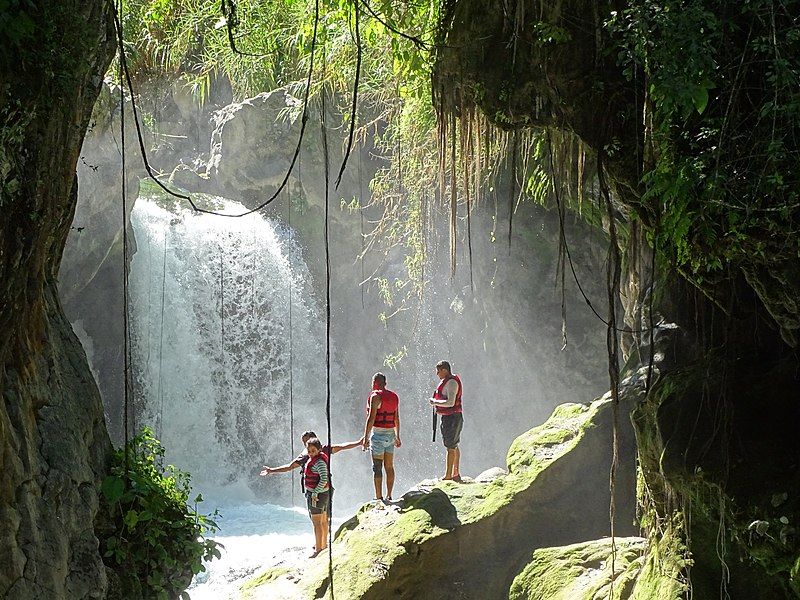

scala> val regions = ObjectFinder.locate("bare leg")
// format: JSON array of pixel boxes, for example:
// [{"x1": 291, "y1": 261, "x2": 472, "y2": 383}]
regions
[
  {"x1": 452, "y1": 447, "x2": 461, "y2": 478},
  {"x1": 443, "y1": 448, "x2": 455, "y2": 479},
  {"x1": 384, "y1": 453, "x2": 395, "y2": 498},
  {"x1": 372, "y1": 453, "x2": 385, "y2": 499},
  {"x1": 310, "y1": 513, "x2": 326, "y2": 555},
  {"x1": 320, "y1": 512, "x2": 329, "y2": 551}
]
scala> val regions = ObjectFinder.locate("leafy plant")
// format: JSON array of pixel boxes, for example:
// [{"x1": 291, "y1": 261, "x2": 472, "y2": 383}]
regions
[
  {"x1": 100, "y1": 428, "x2": 221, "y2": 600},
  {"x1": 608, "y1": 0, "x2": 800, "y2": 282}
]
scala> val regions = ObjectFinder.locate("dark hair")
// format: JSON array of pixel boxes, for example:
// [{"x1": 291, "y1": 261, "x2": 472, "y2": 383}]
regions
[
  {"x1": 306, "y1": 437, "x2": 322, "y2": 450},
  {"x1": 436, "y1": 360, "x2": 451, "y2": 373},
  {"x1": 302, "y1": 431, "x2": 317, "y2": 441},
  {"x1": 373, "y1": 372, "x2": 386, "y2": 385}
]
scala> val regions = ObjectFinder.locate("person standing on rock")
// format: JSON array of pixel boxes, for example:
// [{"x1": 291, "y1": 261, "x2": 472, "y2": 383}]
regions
[
  {"x1": 362, "y1": 372, "x2": 402, "y2": 501},
  {"x1": 430, "y1": 360, "x2": 463, "y2": 481},
  {"x1": 260, "y1": 431, "x2": 361, "y2": 556},
  {"x1": 301, "y1": 437, "x2": 331, "y2": 557}
]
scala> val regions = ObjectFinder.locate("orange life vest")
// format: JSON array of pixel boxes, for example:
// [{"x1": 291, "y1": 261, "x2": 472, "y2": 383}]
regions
[{"x1": 433, "y1": 374, "x2": 462, "y2": 415}]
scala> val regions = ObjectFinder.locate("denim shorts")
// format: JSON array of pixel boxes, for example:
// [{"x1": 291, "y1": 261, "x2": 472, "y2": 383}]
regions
[{"x1": 369, "y1": 428, "x2": 396, "y2": 455}]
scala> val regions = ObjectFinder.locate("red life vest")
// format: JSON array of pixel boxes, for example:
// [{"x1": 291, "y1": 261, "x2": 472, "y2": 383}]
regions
[
  {"x1": 367, "y1": 389, "x2": 399, "y2": 428},
  {"x1": 433, "y1": 374, "x2": 462, "y2": 415},
  {"x1": 303, "y1": 452, "x2": 330, "y2": 492}
]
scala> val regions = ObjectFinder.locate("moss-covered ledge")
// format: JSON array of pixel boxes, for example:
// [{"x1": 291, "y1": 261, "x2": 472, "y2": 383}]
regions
[
  {"x1": 242, "y1": 383, "x2": 644, "y2": 600},
  {"x1": 510, "y1": 537, "x2": 640, "y2": 600}
]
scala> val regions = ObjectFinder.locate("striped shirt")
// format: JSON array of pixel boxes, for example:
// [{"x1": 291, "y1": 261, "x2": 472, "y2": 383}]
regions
[{"x1": 307, "y1": 457, "x2": 329, "y2": 493}]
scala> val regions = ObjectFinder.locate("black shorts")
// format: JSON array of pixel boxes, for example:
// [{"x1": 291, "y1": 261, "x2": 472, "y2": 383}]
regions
[
  {"x1": 306, "y1": 490, "x2": 331, "y2": 515},
  {"x1": 440, "y1": 412, "x2": 463, "y2": 449}
]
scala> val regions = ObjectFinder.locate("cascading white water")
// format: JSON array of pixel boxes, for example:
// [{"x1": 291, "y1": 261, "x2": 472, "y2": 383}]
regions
[
  {"x1": 129, "y1": 194, "x2": 349, "y2": 503},
  {"x1": 128, "y1": 194, "x2": 369, "y2": 597}
]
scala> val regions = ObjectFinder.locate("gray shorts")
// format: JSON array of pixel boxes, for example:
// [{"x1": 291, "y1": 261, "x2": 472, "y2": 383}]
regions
[
  {"x1": 440, "y1": 413, "x2": 463, "y2": 449},
  {"x1": 306, "y1": 490, "x2": 330, "y2": 515}
]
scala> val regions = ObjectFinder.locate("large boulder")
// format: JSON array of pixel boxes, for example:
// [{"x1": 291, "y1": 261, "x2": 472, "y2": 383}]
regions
[{"x1": 242, "y1": 369, "x2": 652, "y2": 599}]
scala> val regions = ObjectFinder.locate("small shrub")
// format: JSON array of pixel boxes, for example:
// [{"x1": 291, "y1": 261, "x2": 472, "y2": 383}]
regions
[{"x1": 100, "y1": 427, "x2": 221, "y2": 600}]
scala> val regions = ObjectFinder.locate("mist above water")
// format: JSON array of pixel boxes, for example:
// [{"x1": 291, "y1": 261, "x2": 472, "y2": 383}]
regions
[{"x1": 127, "y1": 186, "x2": 612, "y2": 510}]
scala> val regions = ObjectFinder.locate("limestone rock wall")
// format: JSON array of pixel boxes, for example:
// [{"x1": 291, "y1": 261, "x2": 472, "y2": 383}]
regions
[
  {"x1": 2, "y1": 287, "x2": 112, "y2": 600},
  {"x1": 0, "y1": 1, "x2": 116, "y2": 597}
]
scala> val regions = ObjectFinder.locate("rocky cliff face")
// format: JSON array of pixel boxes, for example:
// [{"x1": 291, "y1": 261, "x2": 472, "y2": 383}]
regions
[
  {"x1": 1, "y1": 288, "x2": 112, "y2": 600},
  {"x1": 0, "y1": 1, "x2": 116, "y2": 598}
]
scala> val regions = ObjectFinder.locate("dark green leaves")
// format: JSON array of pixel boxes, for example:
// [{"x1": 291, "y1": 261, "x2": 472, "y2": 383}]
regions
[{"x1": 99, "y1": 427, "x2": 221, "y2": 599}]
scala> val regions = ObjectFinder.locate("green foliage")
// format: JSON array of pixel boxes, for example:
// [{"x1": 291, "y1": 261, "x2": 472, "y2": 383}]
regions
[
  {"x1": 117, "y1": 0, "x2": 436, "y2": 104},
  {"x1": 530, "y1": 21, "x2": 572, "y2": 46},
  {"x1": 608, "y1": 0, "x2": 800, "y2": 282},
  {"x1": 116, "y1": 0, "x2": 306, "y2": 97},
  {"x1": 100, "y1": 428, "x2": 221, "y2": 600},
  {"x1": 0, "y1": 0, "x2": 36, "y2": 54},
  {"x1": 610, "y1": 1, "x2": 720, "y2": 119}
]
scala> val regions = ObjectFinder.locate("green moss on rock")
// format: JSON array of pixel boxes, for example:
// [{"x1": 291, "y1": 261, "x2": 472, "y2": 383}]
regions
[
  {"x1": 508, "y1": 537, "x2": 647, "y2": 600},
  {"x1": 241, "y1": 567, "x2": 291, "y2": 594},
  {"x1": 241, "y1": 393, "x2": 639, "y2": 599}
]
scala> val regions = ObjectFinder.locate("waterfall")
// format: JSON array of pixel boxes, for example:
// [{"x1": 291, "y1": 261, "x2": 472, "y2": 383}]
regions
[{"x1": 129, "y1": 195, "x2": 346, "y2": 503}]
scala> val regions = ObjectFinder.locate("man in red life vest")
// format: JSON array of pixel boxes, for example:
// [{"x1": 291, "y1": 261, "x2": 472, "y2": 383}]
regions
[
  {"x1": 430, "y1": 360, "x2": 463, "y2": 481},
  {"x1": 362, "y1": 372, "x2": 402, "y2": 501}
]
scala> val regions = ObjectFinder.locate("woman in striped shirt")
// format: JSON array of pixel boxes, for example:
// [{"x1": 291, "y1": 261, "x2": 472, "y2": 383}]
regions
[{"x1": 303, "y1": 438, "x2": 330, "y2": 557}]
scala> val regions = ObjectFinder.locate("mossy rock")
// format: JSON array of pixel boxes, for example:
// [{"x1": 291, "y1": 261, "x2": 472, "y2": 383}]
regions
[
  {"x1": 242, "y1": 389, "x2": 641, "y2": 599},
  {"x1": 509, "y1": 537, "x2": 647, "y2": 600}
]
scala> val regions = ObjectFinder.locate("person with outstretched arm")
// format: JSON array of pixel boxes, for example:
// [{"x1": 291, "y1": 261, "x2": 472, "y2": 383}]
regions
[
  {"x1": 260, "y1": 430, "x2": 362, "y2": 477},
  {"x1": 260, "y1": 430, "x2": 361, "y2": 556},
  {"x1": 429, "y1": 360, "x2": 463, "y2": 481},
  {"x1": 301, "y1": 437, "x2": 330, "y2": 557},
  {"x1": 362, "y1": 372, "x2": 401, "y2": 501}
]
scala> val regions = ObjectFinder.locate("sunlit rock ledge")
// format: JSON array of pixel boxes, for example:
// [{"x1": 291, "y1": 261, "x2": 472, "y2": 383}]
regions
[{"x1": 241, "y1": 380, "x2": 680, "y2": 599}]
